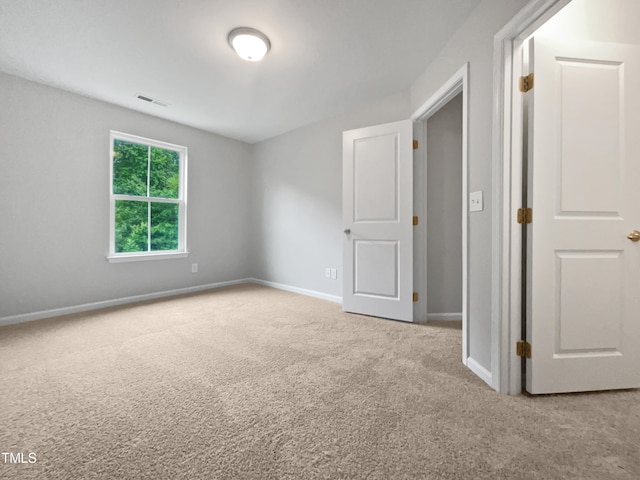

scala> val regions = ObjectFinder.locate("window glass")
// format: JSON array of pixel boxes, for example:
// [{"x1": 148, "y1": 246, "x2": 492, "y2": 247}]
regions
[
  {"x1": 150, "y1": 202, "x2": 179, "y2": 251},
  {"x1": 115, "y1": 200, "x2": 148, "y2": 253},
  {"x1": 150, "y1": 147, "x2": 180, "y2": 199},
  {"x1": 112, "y1": 139, "x2": 148, "y2": 196}
]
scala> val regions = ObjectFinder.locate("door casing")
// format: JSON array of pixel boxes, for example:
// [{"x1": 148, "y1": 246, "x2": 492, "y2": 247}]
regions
[{"x1": 492, "y1": 0, "x2": 573, "y2": 394}]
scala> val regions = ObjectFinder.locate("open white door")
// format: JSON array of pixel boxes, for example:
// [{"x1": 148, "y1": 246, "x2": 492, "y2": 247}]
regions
[
  {"x1": 526, "y1": 37, "x2": 640, "y2": 393},
  {"x1": 342, "y1": 120, "x2": 413, "y2": 322}
]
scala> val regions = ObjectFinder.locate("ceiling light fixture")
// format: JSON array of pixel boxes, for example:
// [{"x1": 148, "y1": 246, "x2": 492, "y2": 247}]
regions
[{"x1": 227, "y1": 27, "x2": 271, "y2": 62}]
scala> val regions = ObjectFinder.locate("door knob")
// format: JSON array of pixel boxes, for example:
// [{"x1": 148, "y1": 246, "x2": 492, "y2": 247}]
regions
[
  {"x1": 344, "y1": 229, "x2": 351, "y2": 235},
  {"x1": 628, "y1": 230, "x2": 640, "y2": 242}
]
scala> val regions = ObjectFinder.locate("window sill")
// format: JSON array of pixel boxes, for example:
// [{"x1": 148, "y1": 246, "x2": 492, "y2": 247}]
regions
[{"x1": 107, "y1": 251, "x2": 189, "y2": 263}]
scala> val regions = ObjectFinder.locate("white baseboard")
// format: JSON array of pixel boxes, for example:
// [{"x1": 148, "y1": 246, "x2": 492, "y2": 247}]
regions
[
  {"x1": 0, "y1": 278, "x2": 343, "y2": 327},
  {"x1": 248, "y1": 278, "x2": 342, "y2": 304},
  {"x1": 0, "y1": 279, "x2": 252, "y2": 327},
  {"x1": 466, "y1": 356, "x2": 493, "y2": 388},
  {"x1": 427, "y1": 312, "x2": 462, "y2": 321}
]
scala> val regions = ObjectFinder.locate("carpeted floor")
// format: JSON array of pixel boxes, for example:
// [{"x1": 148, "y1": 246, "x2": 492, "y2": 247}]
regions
[{"x1": 0, "y1": 284, "x2": 638, "y2": 479}]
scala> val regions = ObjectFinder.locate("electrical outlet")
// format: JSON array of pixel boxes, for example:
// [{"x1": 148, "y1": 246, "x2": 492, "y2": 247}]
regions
[
  {"x1": 330, "y1": 268, "x2": 337, "y2": 280},
  {"x1": 325, "y1": 268, "x2": 331, "y2": 279},
  {"x1": 469, "y1": 190, "x2": 484, "y2": 212},
  {"x1": 191, "y1": 263, "x2": 198, "y2": 273}
]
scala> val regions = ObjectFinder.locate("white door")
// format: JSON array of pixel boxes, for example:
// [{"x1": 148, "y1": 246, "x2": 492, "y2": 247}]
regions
[
  {"x1": 526, "y1": 37, "x2": 640, "y2": 393},
  {"x1": 342, "y1": 120, "x2": 414, "y2": 322}
]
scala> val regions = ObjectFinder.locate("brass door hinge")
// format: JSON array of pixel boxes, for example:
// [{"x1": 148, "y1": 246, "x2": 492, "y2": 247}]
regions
[
  {"x1": 413, "y1": 140, "x2": 419, "y2": 150},
  {"x1": 516, "y1": 340, "x2": 532, "y2": 358},
  {"x1": 413, "y1": 215, "x2": 419, "y2": 226},
  {"x1": 413, "y1": 292, "x2": 419, "y2": 302},
  {"x1": 519, "y1": 73, "x2": 534, "y2": 93},
  {"x1": 517, "y1": 207, "x2": 532, "y2": 224}
]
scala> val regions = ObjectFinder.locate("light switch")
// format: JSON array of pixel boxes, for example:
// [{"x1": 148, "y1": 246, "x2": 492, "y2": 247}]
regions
[{"x1": 469, "y1": 191, "x2": 483, "y2": 212}]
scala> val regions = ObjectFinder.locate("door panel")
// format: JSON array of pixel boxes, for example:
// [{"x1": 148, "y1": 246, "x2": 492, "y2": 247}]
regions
[
  {"x1": 354, "y1": 240, "x2": 398, "y2": 297},
  {"x1": 526, "y1": 38, "x2": 640, "y2": 393},
  {"x1": 556, "y1": 58, "x2": 622, "y2": 215},
  {"x1": 354, "y1": 134, "x2": 399, "y2": 222},
  {"x1": 343, "y1": 120, "x2": 413, "y2": 322},
  {"x1": 555, "y1": 251, "x2": 622, "y2": 353}
]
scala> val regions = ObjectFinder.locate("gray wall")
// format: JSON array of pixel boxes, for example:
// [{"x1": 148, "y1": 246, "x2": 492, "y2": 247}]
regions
[
  {"x1": 0, "y1": 72, "x2": 253, "y2": 319},
  {"x1": 250, "y1": 92, "x2": 411, "y2": 298},
  {"x1": 427, "y1": 94, "x2": 463, "y2": 315}
]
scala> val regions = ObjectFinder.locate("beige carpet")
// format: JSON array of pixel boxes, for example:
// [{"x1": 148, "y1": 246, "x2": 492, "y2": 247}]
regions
[{"x1": 0, "y1": 284, "x2": 638, "y2": 480}]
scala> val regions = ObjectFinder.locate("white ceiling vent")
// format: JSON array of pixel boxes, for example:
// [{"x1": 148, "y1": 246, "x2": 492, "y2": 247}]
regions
[{"x1": 135, "y1": 93, "x2": 168, "y2": 107}]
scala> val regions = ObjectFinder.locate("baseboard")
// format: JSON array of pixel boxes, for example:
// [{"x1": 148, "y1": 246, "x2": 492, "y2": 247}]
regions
[
  {"x1": 426, "y1": 312, "x2": 462, "y2": 322},
  {"x1": 248, "y1": 278, "x2": 342, "y2": 304},
  {"x1": 0, "y1": 279, "x2": 252, "y2": 327},
  {"x1": 1, "y1": 278, "x2": 343, "y2": 327},
  {"x1": 466, "y1": 356, "x2": 493, "y2": 388}
]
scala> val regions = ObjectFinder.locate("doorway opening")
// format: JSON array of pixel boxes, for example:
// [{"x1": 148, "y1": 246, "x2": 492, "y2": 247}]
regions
[
  {"x1": 425, "y1": 93, "x2": 463, "y2": 326},
  {"x1": 412, "y1": 64, "x2": 474, "y2": 375}
]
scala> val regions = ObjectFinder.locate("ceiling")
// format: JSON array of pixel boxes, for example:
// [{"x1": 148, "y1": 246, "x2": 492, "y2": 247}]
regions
[{"x1": 0, "y1": 0, "x2": 481, "y2": 143}]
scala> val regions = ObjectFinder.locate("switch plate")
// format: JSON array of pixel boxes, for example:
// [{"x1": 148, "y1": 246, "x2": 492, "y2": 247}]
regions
[
  {"x1": 330, "y1": 268, "x2": 337, "y2": 280},
  {"x1": 469, "y1": 190, "x2": 483, "y2": 212},
  {"x1": 325, "y1": 268, "x2": 331, "y2": 279},
  {"x1": 191, "y1": 263, "x2": 198, "y2": 273}
]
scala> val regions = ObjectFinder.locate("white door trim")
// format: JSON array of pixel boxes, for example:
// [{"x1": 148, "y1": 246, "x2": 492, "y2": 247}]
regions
[
  {"x1": 491, "y1": 0, "x2": 573, "y2": 394},
  {"x1": 411, "y1": 63, "x2": 468, "y2": 120},
  {"x1": 412, "y1": 63, "x2": 470, "y2": 367}
]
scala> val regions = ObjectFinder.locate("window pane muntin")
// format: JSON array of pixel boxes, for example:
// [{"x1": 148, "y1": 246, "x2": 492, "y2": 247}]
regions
[
  {"x1": 112, "y1": 139, "x2": 149, "y2": 196},
  {"x1": 113, "y1": 194, "x2": 179, "y2": 204}
]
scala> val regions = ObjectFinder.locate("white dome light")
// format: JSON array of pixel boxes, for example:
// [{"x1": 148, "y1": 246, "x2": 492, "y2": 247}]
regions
[{"x1": 228, "y1": 27, "x2": 271, "y2": 62}]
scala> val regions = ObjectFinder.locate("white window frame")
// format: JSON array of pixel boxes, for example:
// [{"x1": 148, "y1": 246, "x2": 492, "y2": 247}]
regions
[{"x1": 107, "y1": 131, "x2": 188, "y2": 263}]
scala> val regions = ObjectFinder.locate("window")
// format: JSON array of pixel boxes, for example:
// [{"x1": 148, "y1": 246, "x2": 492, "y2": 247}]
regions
[{"x1": 108, "y1": 131, "x2": 188, "y2": 262}]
